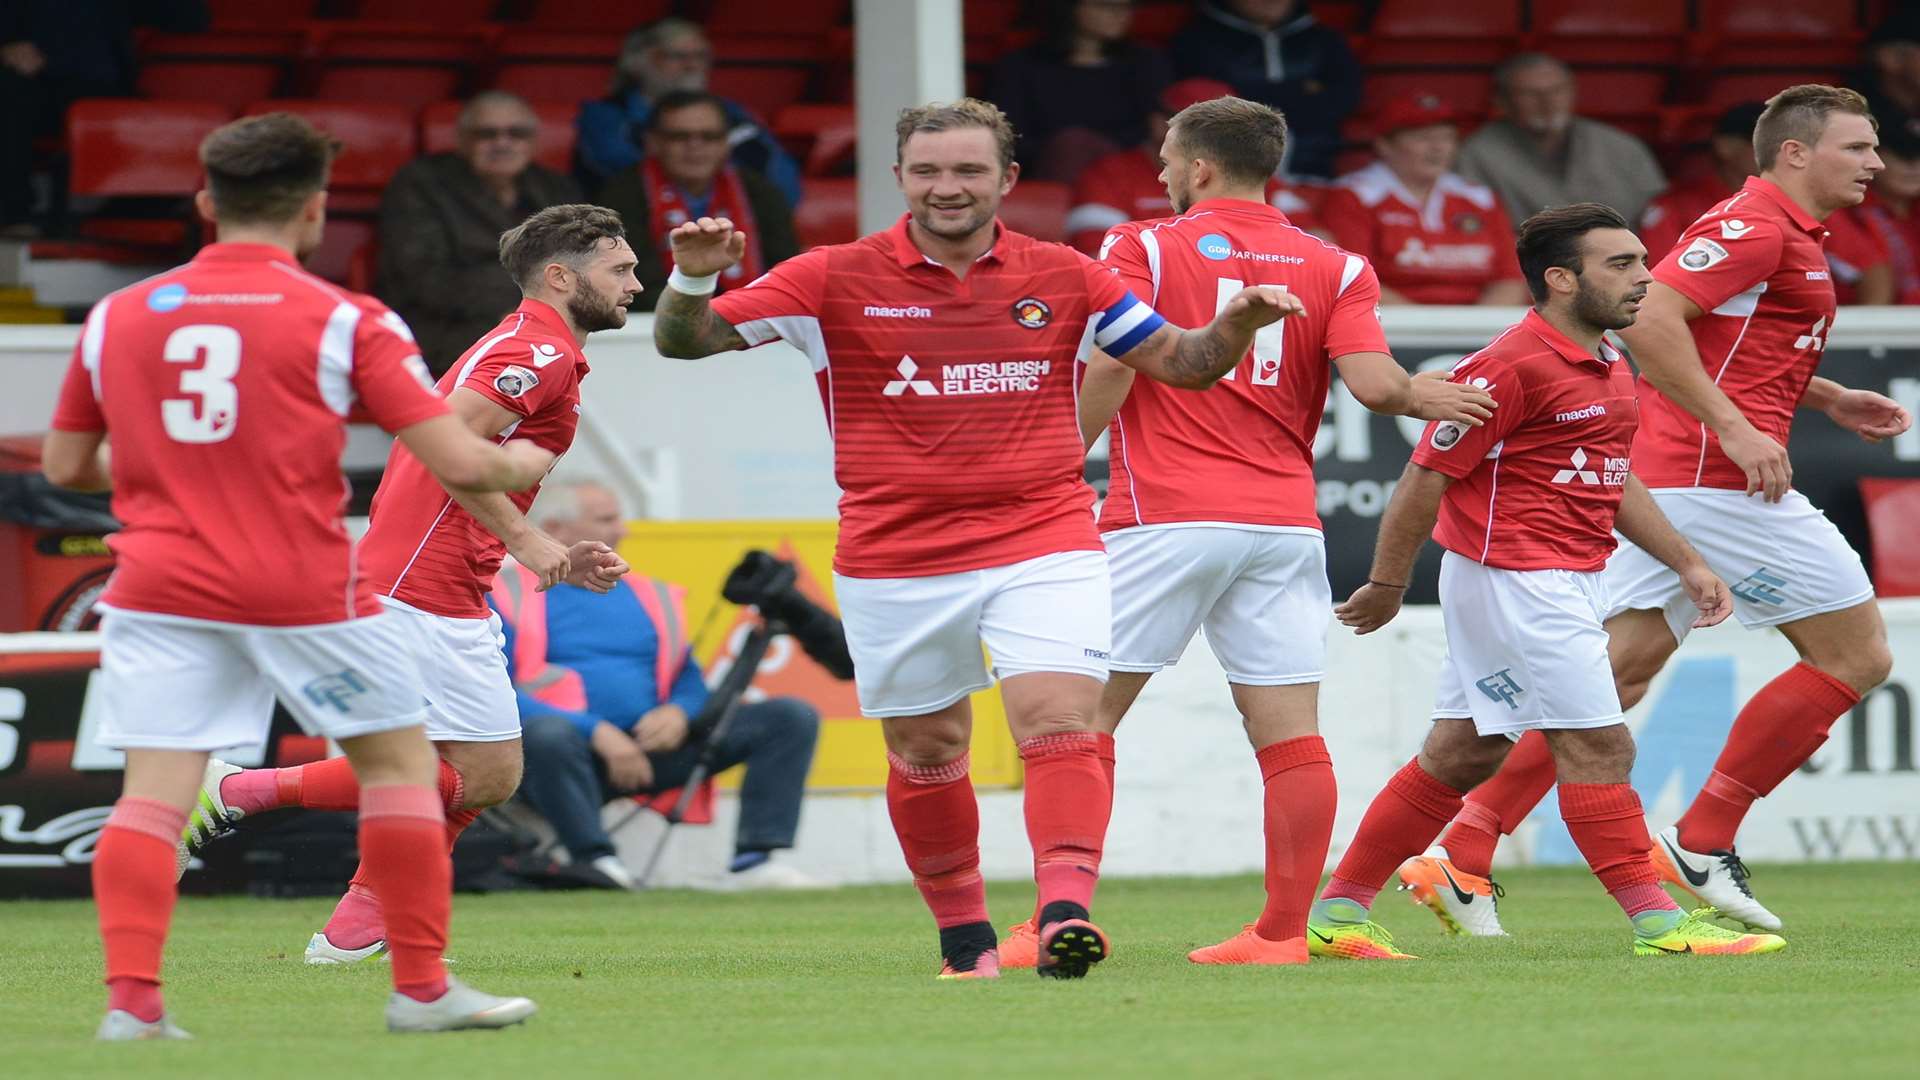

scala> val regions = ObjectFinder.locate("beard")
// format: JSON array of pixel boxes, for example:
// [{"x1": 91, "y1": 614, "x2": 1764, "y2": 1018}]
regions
[
  {"x1": 912, "y1": 200, "x2": 996, "y2": 240},
  {"x1": 1167, "y1": 177, "x2": 1193, "y2": 214},
  {"x1": 568, "y1": 279, "x2": 628, "y2": 333},
  {"x1": 1573, "y1": 282, "x2": 1638, "y2": 332}
]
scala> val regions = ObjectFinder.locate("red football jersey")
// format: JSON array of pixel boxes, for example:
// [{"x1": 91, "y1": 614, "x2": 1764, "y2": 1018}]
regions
[
  {"x1": 48, "y1": 242, "x2": 448, "y2": 626},
  {"x1": 709, "y1": 215, "x2": 1165, "y2": 578},
  {"x1": 1066, "y1": 147, "x2": 1322, "y2": 255},
  {"x1": 356, "y1": 299, "x2": 586, "y2": 618},
  {"x1": 1097, "y1": 197, "x2": 1389, "y2": 532},
  {"x1": 1642, "y1": 174, "x2": 1886, "y2": 302},
  {"x1": 1634, "y1": 177, "x2": 1834, "y2": 490},
  {"x1": 1319, "y1": 163, "x2": 1523, "y2": 304},
  {"x1": 1411, "y1": 310, "x2": 1639, "y2": 572}
]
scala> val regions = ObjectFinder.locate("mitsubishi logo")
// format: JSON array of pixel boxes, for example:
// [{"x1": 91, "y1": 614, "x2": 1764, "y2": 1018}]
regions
[
  {"x1": 1551, "y1": 447, "x2": 1602, "y2": 485},
  {"x1": 882, "y1": 356, "x2": 938, "y2": 396},
  {"x1": 1794, "y1": 317, "x2": 1828, "y2": 352}
]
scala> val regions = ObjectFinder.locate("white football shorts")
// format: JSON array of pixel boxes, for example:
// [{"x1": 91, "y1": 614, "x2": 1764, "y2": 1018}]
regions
[
  {"x1": 1106, "y1": 524, "x2": 1331, "y2": 684},
  {"x1": 1431, "y1": 551, "x2": 1625, "y2": 738},
  {"x1": 380, "y1": 596, "x2": 522, "y2": 742},
  {"x1": 1602, "y1": 488, "x2": 1874, "y2": 644},
  {"x1": 833, "y1": 550, "x2": 1112, "y2": 719},
  {"x1": 95, "y1": 607, "x2": 428, "y2": 751}
]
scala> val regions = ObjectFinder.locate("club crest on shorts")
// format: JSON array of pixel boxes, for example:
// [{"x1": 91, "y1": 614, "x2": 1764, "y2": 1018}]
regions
[
  {"x1": 1012, "y1": 297, "x2": 1052, "y2": 329},
  {"x1": 493, "y1": 364, "x2": 540, "y2": 398}
]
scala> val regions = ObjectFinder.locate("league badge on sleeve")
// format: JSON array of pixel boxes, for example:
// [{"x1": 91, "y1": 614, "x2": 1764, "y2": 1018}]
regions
[
  {"x1": 1430, "y1": 421, "x2": 1466, "y2": 450},
  {"x1": 493, "y1": 364, "x2": 540, "y2": 398},
  {"x1": 1678, "y1": 237, "x2": 1730, "y2": 272}
]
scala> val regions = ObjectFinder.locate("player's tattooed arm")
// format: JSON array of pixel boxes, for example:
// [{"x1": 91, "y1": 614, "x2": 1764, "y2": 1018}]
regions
[
  {"x1": 653, "y1": 286, "x2": 747, "y2": 358},
  {"x1": 1121, "y1": 285, "x2": 1304, "y2": 388},
  {"x1": 1616, "y1": 476, "x2": 1732, "y2": 628},
  {"x1": 1335, "y1": 461, "x2": 1451, "y2": 634}
]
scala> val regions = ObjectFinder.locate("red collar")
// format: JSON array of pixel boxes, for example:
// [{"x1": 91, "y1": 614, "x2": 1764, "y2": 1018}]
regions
[
  {"x1": 884, "y1": 213, "x2": 1008, "y2": 269},
  {"x1": 1743, "y1": 175, "x2": 1828, "y2": 237},
  {"x1": 1183, "y1": 196, "x2": 1288, "y2": 224},
  {"x1": 1521, "y1": 309, "x2": 1616, "y2": 371}
]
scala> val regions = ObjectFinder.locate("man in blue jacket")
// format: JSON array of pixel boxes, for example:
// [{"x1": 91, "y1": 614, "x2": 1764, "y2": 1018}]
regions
[{"x1": 501, "y1": 481, "x2": 820, "y2": 889}]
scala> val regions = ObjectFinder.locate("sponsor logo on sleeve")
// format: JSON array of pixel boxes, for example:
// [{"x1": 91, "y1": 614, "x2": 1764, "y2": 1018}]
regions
[
  {"x1": 1678, "y1": 237, "x2": 1730, "y2": 272},
  {"x1": 493, "y1": 364, "x2": 540, "y2": 398},
  {"x1": 1719, "y1": 218, "x2": 1755, "y2": 240},
  {"x1": 529, "y1": 342, "x2": 565, "y2": 368}
]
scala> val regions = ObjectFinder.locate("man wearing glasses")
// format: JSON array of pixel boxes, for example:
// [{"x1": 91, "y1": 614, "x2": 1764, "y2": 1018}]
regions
[
  {"x1": 596, "y1": 90, "x2": 800, "y2": 311},
  {"x1": 377, "y1": 91, "x2": 582, "y2": 374}
]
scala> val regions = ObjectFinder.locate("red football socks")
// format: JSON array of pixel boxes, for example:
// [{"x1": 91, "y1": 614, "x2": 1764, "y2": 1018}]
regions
[
  {"x1": 1441, "y1": 729, "x2": 1556, "y2": 877},
  {"x1": 355, "y1": 784, "x2": 450, "y2": 1002},
  {"x1": 94, "y1": 797, "x2": 188, "y2": 1023},
  {"x1": 1323, "y1": 758, "x2": 1465, "y2": 909},
  {"x1": 1018, "y1": 732, "x2": 1113, "y2": 913},
  {"x1": 1677, "y1": 662, "x2": 1860, "y2": 852},
  {"x1": 886, "y1": 752, "x2": 989, "y2": 928},
  {"x1": 1559, "y1": 782, "x2": 1678, "y2": 917},
  {"x1": 1095, "y1": 730, "x2": 1117, "y2": 790},
  {"x1": 1251, "y1": 736, "x2": 1336, "y2": 942},
  {"x1": 225, "y1": 755, "x2": 465, "y2": 816},
  {"x1": 323, "y1": 759, "x2": 470, "y2": 948}
]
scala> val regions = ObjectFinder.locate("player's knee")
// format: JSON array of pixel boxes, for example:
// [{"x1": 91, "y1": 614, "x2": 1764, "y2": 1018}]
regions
[
  {"x1": 1836, "y1": 640, "x2": 1894, "y2": 694},
  {"x1": 451, "y1": 754, "x2": 523, "y2": 808},
  {"x1": 1544, "y1": 725, "x2": 1635, "y2": 782},
  {"x1": 890, "y1": 730, "x2": 968, "y2": 767}
]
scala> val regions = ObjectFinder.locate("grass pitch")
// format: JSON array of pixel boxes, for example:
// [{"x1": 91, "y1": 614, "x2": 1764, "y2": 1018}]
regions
[{"x1": 3, "y1": 864, "x2": 1915, "y2": 1079}]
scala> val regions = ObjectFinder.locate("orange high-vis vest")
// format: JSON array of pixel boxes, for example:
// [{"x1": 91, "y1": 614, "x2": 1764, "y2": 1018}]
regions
[{"x1": 491, "y1": 563, "x2": 690, "y2": 711}]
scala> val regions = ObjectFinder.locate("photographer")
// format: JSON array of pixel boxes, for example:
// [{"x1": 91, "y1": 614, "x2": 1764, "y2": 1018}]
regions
[{"x1": 496, "y1": 481, "x2": 821, "y2": 890}]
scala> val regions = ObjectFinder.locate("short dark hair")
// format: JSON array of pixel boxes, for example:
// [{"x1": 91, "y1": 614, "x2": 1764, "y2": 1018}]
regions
[
  {"x1": 1754, "y1": 84, "x2": 1876, "y2": 170},
  {"x1": 647, "y1": 89, "x2": 727, "y2": 131},
  {"x1": 498, "y1": 204, "x2": 627, "y2": 290},
  {"x1": 895, "y1": 98, "x2": 1017, "y2": 171},
  {"x1": 1515, "y1": 202, "x2": 1632, "y2": 303},
  {"x1": 199, "y1": 113, "x2": 339, "y2": 225},
  {"x1": 1167, "y1": 96, "x2": 1288, "y2": 185}
]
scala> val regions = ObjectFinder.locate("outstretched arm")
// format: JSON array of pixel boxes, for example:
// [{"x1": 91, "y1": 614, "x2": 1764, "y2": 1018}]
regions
[
  {"x1": 653, "y1": 216, "x2": 750, "y2": 358},
  {"x1": 1801, "y1": 375, "x2": 1912, "y2": 443},
  {"x1": 1116, "y1": 285, "x2": 1304, "y2": 389},
  {"x1": 1335, "y1": 352, "x2": 1497, "y2": 426},
  {"x1": 1334, "y1": 461, "x2": 1451, "y2": 634}
]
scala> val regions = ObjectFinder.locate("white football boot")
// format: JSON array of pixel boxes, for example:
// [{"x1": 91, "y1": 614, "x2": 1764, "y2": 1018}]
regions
[
  {"x1": 96, "y1": 1010, "x2": 192, "y2": 1041},
  {"x1": 385, "y1": 977, "x2": 536, "y2": 1033},
  {"x1": 175, "y1": 759, "x2": 246, "y2": 880},
  {"x1": 1652, "y1": 825, "x2": 1782, "y2": 931}
]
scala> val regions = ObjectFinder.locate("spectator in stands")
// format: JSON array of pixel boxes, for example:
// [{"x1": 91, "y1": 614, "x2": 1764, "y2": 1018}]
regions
[
  {"x1": 575, "y1": 18, "x2": 801, "y2": 207},
  {"x1": 1864, "y1": 9, "x2": 1920, "y2": 143},
  {"x1": 1168, "y1": 0, "x2": 1360, "y2": 179},
  {"x1": 1857, "y1": 124, "x2": 1920, "y2": 304},
  {"x1": 595, "y1": 90, "x2": 798, "y2": 312},
  {"x1": 1642, "y1": 102, "x2": 1892, "y2": 305},
  {"x1": 375, "y1": 92, "x2": 581, "y2": 375},
  {"x1": 989, "y1": 0, "x2": 1172, "y2": 182},
  {"x1": 1457, "y1": 53, "x2": 1666, "y2": 228},
  {"x1": 0, "y1": 0, "x2": 208, "y2": 235},
  {"x1": 1319, "y1": 92, "x2": 1527, "y2": 306},
  {"x1": 1066, "y1": 78, "x2": 1324, "y2": 254},
  {"x1": 510, "y1": 481, "x2": 822, "y2": 891}
]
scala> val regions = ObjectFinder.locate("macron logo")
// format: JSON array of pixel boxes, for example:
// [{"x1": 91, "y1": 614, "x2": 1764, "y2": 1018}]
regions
[
  {"x1": 864, "y1": 304, "x2": 933, "y2": 319},
  {"x1": 1554, "y1": 404, "x2": 1607, "y2": 423},
  {"x1": 882, "y1": 356, "x2": 938, "y2": 396}
]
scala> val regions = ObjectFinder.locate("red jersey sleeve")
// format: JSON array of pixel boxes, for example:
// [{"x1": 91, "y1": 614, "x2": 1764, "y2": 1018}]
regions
[
  {"x1": 456, "y1": 337, "x2": 571, "y2": 418},
  {"x1": 1096, "y1": 224, "x2": 1154, "y2": 300},
  {"x1": 50, "y1": 302, "x2": 106, "y2": 432},
  {"x1": 351, "y1": 304, "x2": 451, "y2": 432},
  {"x1": 1316, "y1": 188, "x2": 1377, "y2": 263},
  {"x1": 1324, "y1": 260, "x2": 1390, "y2": 359},
  {"x1": 709, "y1": 248, "x2": 830, "y2": 346},
  {"x1": 1655, "y1": 217, "x2": 1784, "y2": 315},
  {"x1": 1409, "y1": 353, "x2": 1531, "y2": 479}
]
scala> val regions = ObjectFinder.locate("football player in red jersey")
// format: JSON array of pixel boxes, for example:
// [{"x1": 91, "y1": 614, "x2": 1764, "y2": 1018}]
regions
[
  {"x1": 43, "y1": 114, "x2": 551, "y2": 1038},
  {"x1": 1317, "y1": 203, "x2": 1784, "y2": 959},
  {"x1": 653, "y1": 98, "x2": 1304, "y2": 980},
  {"x1": 1414, "y1": 86, "x2": 1914, "y2": 937}
]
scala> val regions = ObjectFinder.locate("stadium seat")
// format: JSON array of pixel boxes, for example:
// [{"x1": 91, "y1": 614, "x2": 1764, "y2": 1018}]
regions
[
  {"x1": 1860, "y1": 478, "x2": 1920, "y2": 597},
  {"x1": 302, "y1": 216, "x2": 376, "y2": 287},
  {"x1": 1574, "y1": 71, "x2": 1668, "y2": 117},
  {"x1": 708, "y1": 65, "x2": 812, "y2": 121},
  {"x1": 1370, "y1": 0, "x2": 1519, "y2": 38},
  {"x1": 963, "y1": 0, "x2": 1020, "y2": 37},
  {"x1": 344, "y1": 0, "x2": 500, "y2": 20},
  {"x1": 999, "y1": 181, "x2": 1070, "y2": 243},
  {"x1": 68, "y1": 100, "x2": 233, "y2": 197},
  {"x1": 310, "y1": 24, "x2": 491, "y2": 64},
  {"x1": 1531, "y1": 0, "x2": 1685, "y2": 37},
  {"x1": 793, "y1": 177, "x2": 856, "y2": 248},
  {"x1": 703, "y1": 0, "x2": 848, "y2": 34},
  {"x1": 1129, "y1": 3, "x2": 1194, "y2": 45},
  {"x1": 242, "y1": 101, "x2": 416, "y2": 193},
  {"x1": 137, "y1": 62, "x2": 284, "y2": 109},
  {"x1": 310, "y1": 65, "x2": 464, "y2": 107},
  {"x1": 1362, "y1": 38, "x2": 1511, "y2": 66},
  {"x1": 1699, "y1": 0, "x2": 1858, "y2": 37},
  {"x1": 524, "y1": 0, "x2": 671, "y2": 30},
  {"x1": 773, "y1": 103, "x2": 855, "y2": 176},
  {"x1": 1359, "y1": 71, "x2": 1494, "y2": 121},
  {"x1": 138, "y1": 30, "x2": 304, "y2": 61},
  {"x1": 1704, "y1": 72, "x2": 1850, "y2": 110},
  {"x1": 712, "y1": 35, "x2": 831, "y2": 64},
  {"x1": 207, "y1": 0, "x2": 317, "y2": 27},
  {"x1": 420, "y1": 100, "x2": 578, "y2": 173},
  {"x1": 495, "y1": 31, "x2": 620, "y2": 62},
  {"x1": 490, "y1": 62, "x2": 610, "y2": 105}
]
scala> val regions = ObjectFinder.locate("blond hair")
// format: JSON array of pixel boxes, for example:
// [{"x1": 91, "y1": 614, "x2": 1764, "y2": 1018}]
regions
[
  {"x1": 895, "y1": 98, "x2": 1017, "y2": 171},
  {"x1": 1755, "y1": 84, "x2": 1876, "y2": 170}
]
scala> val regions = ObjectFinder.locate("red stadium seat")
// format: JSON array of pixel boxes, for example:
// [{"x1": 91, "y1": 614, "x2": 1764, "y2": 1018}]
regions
[
  {"x1": 1575, "y1": 71, "x2": 1668, "y2": 117},
  {"x1": 302, "y1": 216, "x2": 376, "y2": 287},
  {"x1": 139, "y1": 30, "x2": 303, "y2": 61},
  {"x1": 68, "y1": 100, "x2": 233, "y2": 197},
  {"x1": 1532, "y1": 0, "x2": 1685, "y2": 37},
  {"x1": 137, "y1": 62, "x2": 284, "y2": 109},
  {"x1": 1860, "y1": 478, "x2": 1920, "y2": 597},
  {"x1": 525, "y1": 0, "x2": 671, "y2": 30},
  {"x1": 704, "y1": 0, "x2": 848, "y2": 34},
  {"x1": 207, "y1": 0, "x2": 317, "y2": 27},
  {"x1": 1704, "y1": 72, "x2": 1850, "y2": 110},
  {"x1": 999, "y1": 181, "x2": 1070, "y2": 243},
  {"x1": 774, "y1": 103, "x2": 855, "y2": 176},
  {"x1": 495, "y1": 32, "x2": 620, "y2": 62},
  {"x1": 712, "y1": 35, "x2": 830, "y2": 64},
  {"x1": 1363, "y1": 39, "x2": 1511, "y2": 66},
  {"x1": 420, "y1": 100, "x2": 578, "y2": 173},
  {"x1": 490, "y1": 62, "x2": 609, "y2": 105},
  {"x1": 1699, "y1": 0, "x2": 1858, "y2": 37},
  {"x1": 1371, "y1": 0, "x2": 1519, "y2": 38},
  {"x1": 1360, "y1": 71, "x2": 1494, "y2": 120},
  {"x1": 347, "y1": 239, "x2": 378, "y2": 294},
  {"x1": 310, "y1": 65, "x2": 463, "y2": 107},
  {"x1": 1130, "y1": 3, "x2": 1194, "y2": 45},
  {"x1": 311, "y1": 24, "x2": 490, "y2": 64},
  {"x1": 242, "y1": 101, "x2": 416, "y2": 192},
  {"x1": 963, "y1": 0, "x2": 1020, "y2": 37},
  {"x1": 793, "y1": 177, "x2": 856, "y2": 248},
  {"x1": 344, "y1": 0, "x2": 499, "y2": 20},
  {"x1": 708, "y1": 65, "x2": 812, "y2": 121}
]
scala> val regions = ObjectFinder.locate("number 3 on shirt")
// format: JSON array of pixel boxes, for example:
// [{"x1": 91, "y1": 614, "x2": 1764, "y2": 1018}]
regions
[
  {"x1": 1213, "y1": 278, "x2": 1283, "y2": 385},
  {"x1": 161, "y1": 324, "x2": 241, "y2": 443}
]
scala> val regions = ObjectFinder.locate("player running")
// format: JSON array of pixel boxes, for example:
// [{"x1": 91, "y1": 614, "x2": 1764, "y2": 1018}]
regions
[
  {"x1": 1317, "y1": 203, "x2": 1786, "y2": 960},
  {"x1": 181, "y1": 204, "x2": 637, "y2": 964},
  {"x1": 45, "y1": 114, "x2": 553, "y2": 1038},
  {"x1": 652, "y1": 98, "x2": 1301, "y2": 980},
  {"x1": 1408, "y1": 85, "x2": 1912, "y2": 937},
  {"x1": 986, "y1": 95, "x2": 1495, "y2": 968}
]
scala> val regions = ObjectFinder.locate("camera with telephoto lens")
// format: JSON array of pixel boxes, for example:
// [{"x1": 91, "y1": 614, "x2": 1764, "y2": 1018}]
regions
[{"x1": 721, "y1": 550, "x2": 855, "y2": 680}]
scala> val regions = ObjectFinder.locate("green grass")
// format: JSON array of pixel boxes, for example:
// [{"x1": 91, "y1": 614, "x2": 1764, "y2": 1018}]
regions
[{"x1": 3, "y1": 864, "x2": 1916, "y2": 1078}]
